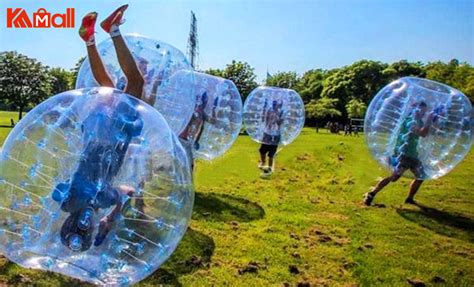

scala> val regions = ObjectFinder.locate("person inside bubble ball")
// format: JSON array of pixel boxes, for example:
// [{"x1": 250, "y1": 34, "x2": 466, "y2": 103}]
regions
[
  {"x1": 52, "y1": 98, "x2": 146, "y2": 251},
  {"x1": 179, "y1": 91, "x2": 218, "y2": 170},
  {"x1": 363, "y1": 101, "x2": 435, "y2": 206},
  {"x1": 51, "y1": 5, "x2": 150, "y2": 252},
  {"x1": 258, "y1": 99, "x2": 284, "y2": 174}
]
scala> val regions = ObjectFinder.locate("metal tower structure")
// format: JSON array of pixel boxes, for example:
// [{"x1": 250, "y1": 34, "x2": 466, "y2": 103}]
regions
[{"x1": 187, "y1": 11, "x2": 199, "y2": 70}]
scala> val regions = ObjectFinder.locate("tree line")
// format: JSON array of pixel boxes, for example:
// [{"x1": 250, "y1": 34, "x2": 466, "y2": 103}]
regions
[
  {"x1": 1, "y1": 51, "x2": 472, "y2": 125},
  {"x1": 205, "y1": 59, "x2": 474, "y2": 125}
]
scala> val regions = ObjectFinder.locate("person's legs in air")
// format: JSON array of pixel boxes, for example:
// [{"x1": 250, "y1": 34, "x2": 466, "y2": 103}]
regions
[
  {"x1": 101, "y1": 5, "x2": 147, "y2": 103},
  {"x1": 79, "y1": 12, "x2": 115, "y2": 87}
]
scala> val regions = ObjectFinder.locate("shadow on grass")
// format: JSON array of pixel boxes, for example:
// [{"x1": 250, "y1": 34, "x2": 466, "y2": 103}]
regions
[
  {"x1": 141, "y1": 228, "x2": 215, "y2": 286},
  {"x1": 397, "y1": 203, "x2": 474, "y2": 243},
  {"x1": 193, "y1": 192, "x2": 265, "y2": 222}
]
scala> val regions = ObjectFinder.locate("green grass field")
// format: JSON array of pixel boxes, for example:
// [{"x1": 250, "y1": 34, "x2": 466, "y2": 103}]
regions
[
  {"x1": 0, "y1": 110, "x2": 473, "y2": 286},
  {"x1": 0, "y1": 111, "x2": 18, "y2": 145}
]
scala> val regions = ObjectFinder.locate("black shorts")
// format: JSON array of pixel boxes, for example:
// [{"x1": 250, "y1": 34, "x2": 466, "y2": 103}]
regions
[
  {"x1": 259, "y1": 144, "x2": 278, "y2": 158},
  {"x1": 392, "y1": 154, "x2": 426, "y2": 179},
  {"x1": 262, "y1": 133, "x2": 281, "y2": 146}
]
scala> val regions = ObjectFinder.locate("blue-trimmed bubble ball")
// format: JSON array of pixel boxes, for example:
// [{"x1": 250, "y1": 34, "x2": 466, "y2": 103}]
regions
[
  {"x1": 158, "y1": 70, "x2": 243, "y2": 160},
  {"x1": 364, "y1": 77, "x2": 473, "y2": 180},
  {"x1": 243, "y1": 87, "x2": 305, "y2": 146},
  {"x1": 0, "y1": 88, "x2": 193, "y2": 285},
  {"x1": 75, "y1": 34, "x2": 195, "y2": 135}
]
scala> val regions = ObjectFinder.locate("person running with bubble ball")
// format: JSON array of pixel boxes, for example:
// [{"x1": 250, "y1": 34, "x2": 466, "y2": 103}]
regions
[
  {"x1": 363, "y1": 101, "x2": 436, "y2": 206},
  {"x1": 258, "y1": 99, "x2": 284, "y2": 174},
  {"x1": 52, "y1": 5, "x2": 149, "y2": 252}
]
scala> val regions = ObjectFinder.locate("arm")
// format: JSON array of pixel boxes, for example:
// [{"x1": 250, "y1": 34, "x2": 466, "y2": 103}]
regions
[
  {"x1": 193, "y1": 119, "x2": 206, "y2": 148},
  {"x1": 277, "y1": 110, "x2": 285, "y2": 126},
  {"x1": 413, "y1": 113, "x2": 434, "y2": 137},
  {"x1": 95, "y1": 185, "x2": 134, "y2": 244},
  {"x1": 147, "y1": 71, "x2": 164, "y2": 106}
]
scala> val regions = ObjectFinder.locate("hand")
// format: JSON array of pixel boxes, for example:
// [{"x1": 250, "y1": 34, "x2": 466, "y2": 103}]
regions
[
  {"x1": 94, "y1": 218, "x2": 112, "y2": 246},
  {"x1": 427, "y1": 112, "x2": 435, "y2": 123}
]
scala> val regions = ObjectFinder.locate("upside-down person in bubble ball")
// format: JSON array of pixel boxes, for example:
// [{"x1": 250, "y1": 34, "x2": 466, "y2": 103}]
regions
[
  {"x1": 51, "y1": 5, "x2": 149, "y2": 252},
  {"x1": 179, "y1": 91, "x2": 218, "y2": 171},
  {"x1": 259, "y1": 99, "x2": 284, "y2": 174},
  {"x1": 363, "y1": 101, "x2": 435, "y2": 206}
]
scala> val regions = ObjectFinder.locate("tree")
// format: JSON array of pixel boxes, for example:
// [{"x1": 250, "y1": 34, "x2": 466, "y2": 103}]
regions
[
  {"x1": 49, "y1": 67, "x2": 74, "y2": 95},
  {"x1": 296, "y1": 69, "x2": 329, "y2": 103},
  {"x1": 321, "y1": 60, "x2": 388, "y2": 116},
  {"x1": 204, "y1": 68, "x2": 225, "y2": 78},
  {"x1": 346, "y1": 98, "x2": 367, "y2": 118},
  {"x1": 0, "y1": 51, "x2": 52, "y2": 119},
  {"x1": 425, "y1": 59, "x2": 474, "y2": 102},
  {"x1": 266, "y1": 71, "x2": 300, "y2": 89},
  {"x1": 305, "y1": 97, "x2": 341, "y2": 120},
  {"x1": 204, "y1": 61, "x2": 257, "y2": 101},
  {"x1": 383, "y1": 60, "x2": 425, "y2": 81},
  {"x1": 222, "y1": 60, "x2": 258, "y2": 101},
  {"x1": 71, "y1": 56, "x2": 86, "y2": 86}
]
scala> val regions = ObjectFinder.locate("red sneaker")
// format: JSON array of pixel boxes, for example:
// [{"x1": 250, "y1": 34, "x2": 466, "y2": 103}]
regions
[
  {"x1": 100, "y1": 4, "x2": 129, "y2": 33},
  {"x1": 78, "y1": 12, "x2": 98, "y2": 42}
]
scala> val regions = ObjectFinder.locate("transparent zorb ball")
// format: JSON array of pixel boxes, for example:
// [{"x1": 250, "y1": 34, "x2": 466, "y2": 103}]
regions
[
  {"x1": 243, "y1": 86, "x2": 305, "y2": 146},
  {"x1": 365, "y1": 77, "x2": 473, "y2": 179},
  {"x1": 160, "y1": 71, "x2": 242, "y2": 160},
  {"x1": 76, "y1": 34, "x2": 194, "y2": 135},
  {"x1": 0, "y1": 88, "x2": 193, "y2": 285}
]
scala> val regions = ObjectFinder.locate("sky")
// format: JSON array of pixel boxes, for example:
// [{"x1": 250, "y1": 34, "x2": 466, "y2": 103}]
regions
[{"x1": 0, "y1": 0, "x2": 472, "y2": 81}]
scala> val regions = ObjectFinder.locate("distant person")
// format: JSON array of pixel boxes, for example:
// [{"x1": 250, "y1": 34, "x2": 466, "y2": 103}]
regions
[
  {"x1": 363, "y1": 102, "x2": 434, "y2": 206},
  {"x1": 258, "y1": 99, "x2": 284, "y2": 174},
  {"x1": 353, "y1": 125, "x2": 359, "y2": 137},
  {"x1": 10, "y1": 119, "x2": 15, "y2": 127},
  {"x1": 326, "y1": 122, "x2": 332, "y2": 133},
  {"x1": 344, "y1": 124, "x2": 350, "y2": 136},
  {"x1": 330, "y1": 122, "x2": 340, "y2": 134}
]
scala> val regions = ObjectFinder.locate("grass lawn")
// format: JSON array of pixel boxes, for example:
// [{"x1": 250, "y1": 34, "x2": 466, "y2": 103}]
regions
[
  {"x1": 0, "y1": 111, "x2": 473, "y2": 286},
  {"x1": 0, "y1": 111, "x2": 18, "y2": 145}
]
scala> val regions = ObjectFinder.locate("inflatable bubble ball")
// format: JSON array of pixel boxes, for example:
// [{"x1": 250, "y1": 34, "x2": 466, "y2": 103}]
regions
[
  {"x1": 365, "y1": 77, "x2": 473, "y2": 180},
  {"x1": 243, "y1": 86, "x2": 305, "y2": 146},
  {"x1": 0, "y1": 87, "x2": 193, "y2": 285},
  {"x1": 157, "y1": 70, "x2": 242, "y2": 160},
  {"x1": 76, "y1": 34, "x2": 194, "y2": 135}
]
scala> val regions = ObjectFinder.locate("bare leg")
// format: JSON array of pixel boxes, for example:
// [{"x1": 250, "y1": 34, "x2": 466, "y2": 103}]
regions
[
  {"x1": 371, "y1": 176, "x2": 392, "y2": 195},
  {"x1": 268, "y1": 156, "x2": 275, "y2": 170},
  {"x1": 364, "y1": 169, "x2": 404, "y2": 206},
  {"x1": 87, "y1": 45, "x2": 115, "y2": 87},
  {"x1": 79, "y1": 12, "x2": 114, "y2": 88},
  {"x1": 406, "y1": 179, "x2": 423, "y2": 202},
  {"x1": 259, "y1": 152, "x2": 266, "y2": 166},
  {"x1": 111, "y1": 35, "x2": 145, "y2": 100}
]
